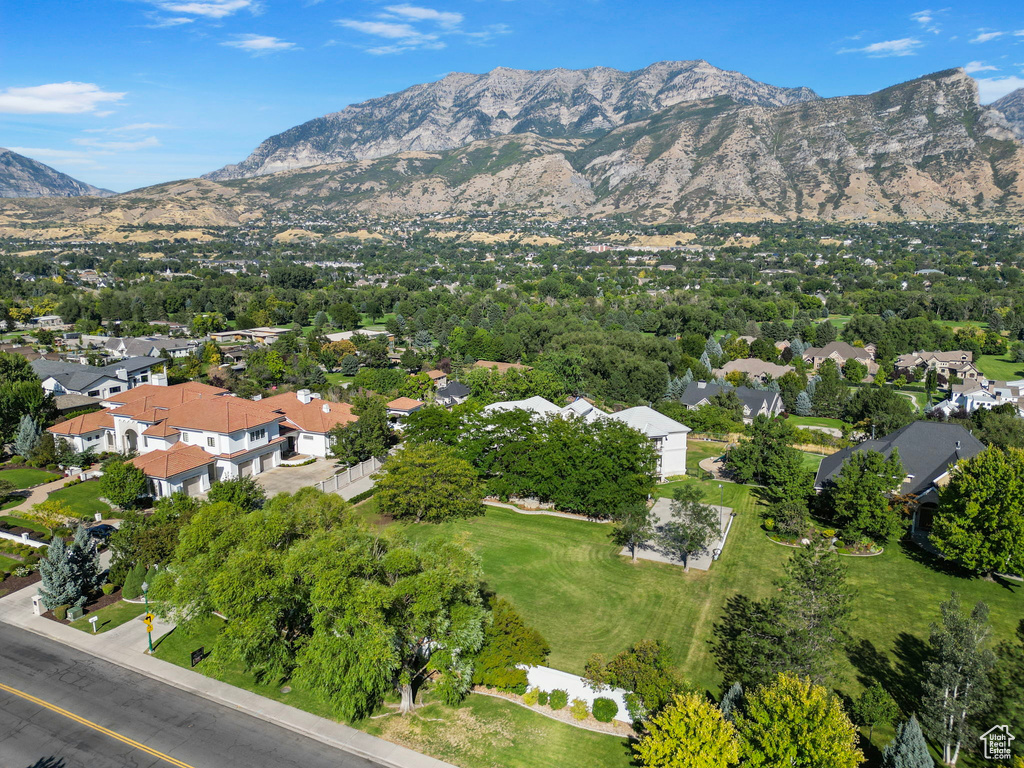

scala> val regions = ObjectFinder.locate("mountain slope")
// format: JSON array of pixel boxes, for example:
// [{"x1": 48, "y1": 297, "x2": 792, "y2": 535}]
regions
[
  {"x1": 576, "y1": 69, "x2": 1024, "y2": 221},
  {"x1": 993, "y1": 88, "x2": 1024, "y2": 139},
  {"x1": 205, "y1": 60, "x2": 817, "y2": 180},
  {"x1": 0, "y1": 148, "x2": 112, "y2": 198}
]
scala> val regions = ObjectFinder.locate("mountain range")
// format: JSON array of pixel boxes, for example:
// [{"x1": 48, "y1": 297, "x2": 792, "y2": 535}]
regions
[
  {"x1": 2, "y1": 62, "x2": 1023, "y2": 226},
  {"x1": 205, "y1": 60, "x2": 818, "y2": 180},
  {"x1": 0, "y1": 148, "x2": 112, "y2": 198}
]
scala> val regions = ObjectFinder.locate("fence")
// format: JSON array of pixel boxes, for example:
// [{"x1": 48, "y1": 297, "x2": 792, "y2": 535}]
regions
[
  {"x1": 314, "y1": 455, "x2": 384, "y2": 495},
  {"x1": 0, "y1": 529, "x2": 47, "y2": 548}
]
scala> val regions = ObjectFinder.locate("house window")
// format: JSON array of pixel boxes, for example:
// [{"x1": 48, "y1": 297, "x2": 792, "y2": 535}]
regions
[
  {"x1": 181, "y1": 432, "x2": 190, "y2": 443},
  {"x1": 88, "y1": 390, "x2": 100, "y2": 397},
  {"x1": 108, "y1": 386, "x2": 121, "y2": 394},
  {"x1": 207, "y1": 437, "x2": 216, "y2": 448},
  {"x1": 249, "y1": 429, "x2": 266, "y2": 442}
]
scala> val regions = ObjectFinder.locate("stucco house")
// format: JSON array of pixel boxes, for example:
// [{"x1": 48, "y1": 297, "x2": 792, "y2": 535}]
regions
[
  {"x1": 483, "y1": 396, "x2": 690, "y2": 481},
  {"x1": 803, "y1": 341, "x2": 877, "y2": 374},
  {"x1": 260, "y1": 389, "x2": 357, "y2": 457},
  {"x1": 714, "y1": 358, "x2": 794, "y2": 383},
  {"x1": 894, "y1": 350, "x2": 981, "y2": 385}
]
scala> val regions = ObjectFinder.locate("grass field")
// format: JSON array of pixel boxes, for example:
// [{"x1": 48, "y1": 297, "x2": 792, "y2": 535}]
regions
[
  {"x1": 69, "y1": 600, "x2": 148, "y2": 634},
  {"x1": 155, "y1": 614, "x2": 631, "y2": 768},
  {"x1": 0, "y1": 555, "x2": 20, "y2": 572},
  {"x1": 324, "y1": 372, "x2": 356, "y2": 387},
  {"x1": 46, "y1": 480, "x2": 109, "y2": 517},
  {"x1": 0, "y1": 515, "x2": 50, "y2": 534},
  {"x1": 0, "y1": 468, "x2": 60, "y2": 489},
  {"x1": 786, "y1": 415, "x2": 847, "y2": 430},
  {"x1": 976, "y1": 353, "x2": 1024, "y2": 382}
]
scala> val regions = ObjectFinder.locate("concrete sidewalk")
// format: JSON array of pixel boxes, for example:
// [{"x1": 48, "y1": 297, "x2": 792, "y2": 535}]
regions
[
  {"x1": 1, "y1": 475, "x2": 69, "y2": 515},
  {"x1": 0, "y1": 584, "x2": 453, "y2": 768}
]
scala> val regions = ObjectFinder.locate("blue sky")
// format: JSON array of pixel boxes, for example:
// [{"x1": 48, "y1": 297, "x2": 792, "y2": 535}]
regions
[{"x1": 2, "y1": 0, "x2": 1023, "y2": 192}]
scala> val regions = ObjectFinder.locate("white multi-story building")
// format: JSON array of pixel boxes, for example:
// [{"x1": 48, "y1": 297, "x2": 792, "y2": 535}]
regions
[
  {"x1": 48, "y1": 383, "x2": 357, "y2": 498},
  {"x1": 483, "y1": 396, "x2": 690, "y2": 480}
]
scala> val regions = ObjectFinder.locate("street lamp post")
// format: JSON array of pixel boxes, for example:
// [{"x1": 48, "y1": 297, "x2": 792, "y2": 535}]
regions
[{"x1": 142, "y1": 581, "x2": 153, "y2": 652}]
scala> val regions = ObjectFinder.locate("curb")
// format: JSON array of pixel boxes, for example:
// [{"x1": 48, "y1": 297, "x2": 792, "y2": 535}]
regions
[{"x1": 1, "y1": 595, "x2": 454, "y2": 768}]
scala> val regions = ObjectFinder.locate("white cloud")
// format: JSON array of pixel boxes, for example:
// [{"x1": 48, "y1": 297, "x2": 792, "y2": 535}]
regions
[
  {"x1": 383, "y1": 5, "x2": 463, "y2": 30},
  {"x1": 146, "y1": 16, "x2": 194, "y2": 27},
  {"x1": 151, "y1": 0, "x2": 257, "y2": 18},
  {"x1": 338, "y1": 6, "x2": 507, "y2": 54},
  {"x1": 911, "y1": 9, "x2": 941, "y2": 34},
  {"x1": 73, "y1": 136, "x2": 162, "y2": 151},
  {"x1": 221, "y1": 34, "x2": 297, "y2": 54},
  {"x1": 839, "y1": 38, "x2": 923, "y2": 57},
  {"x1": 83, "y1": 123, "x2": 172, "y2": 133},
  {"x1": 0, "y1": 82, "x2": 126, "y2": 114},
  {"x1": 964, "y1": 61, "x2": 999, "y2": 74},
  {"x1": 975, "y1": 75, "x2": 1024, "y2": 103},
  {"x1": 970, "y1": 31, "x2": 1005, "y2": 44}
]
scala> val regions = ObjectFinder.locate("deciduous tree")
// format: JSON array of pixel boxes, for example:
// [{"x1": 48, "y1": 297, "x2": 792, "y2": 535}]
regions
[
  {"x1": 933, "y1": 447, "x2": 1024, "y2": 576},
  {"x1": 737, "y1": 673, "x2": 864, "y2": 768},
  {"x1": 100, "y1": 460, "x2": 148, "y2": 510},
  {"x1": 374, "y1": 444, "x2": 483, "y2": 523},
  {"x1": 660, "y1": 484, "x2": 720, "y2": 572},
  {"x1": 633, "y1": 692, "x2": 740, "y2": 768},
  {"x1": 825, "y1": 449, "x2": 905, "y2": 542}
]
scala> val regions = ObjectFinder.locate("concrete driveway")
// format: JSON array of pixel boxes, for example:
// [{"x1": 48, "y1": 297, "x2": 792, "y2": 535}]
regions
[{"x1": 256, "y1": 459, "x2": 340, "y2": 497}]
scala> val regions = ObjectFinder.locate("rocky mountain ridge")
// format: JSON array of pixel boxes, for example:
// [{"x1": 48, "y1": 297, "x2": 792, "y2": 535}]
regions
[
  {"x1": 993, "y1": 88, "x2": 1024, "y2": 139},
  {"x1": 0, "y1": 148, "x2": 112, "y2": 198},
  {"x1": 205, "y1": 60, "x2": 818, "y2": 180}
]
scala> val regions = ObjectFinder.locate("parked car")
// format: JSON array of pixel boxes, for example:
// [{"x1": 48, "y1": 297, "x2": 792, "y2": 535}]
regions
[{"x1": 86, "y1": 523, "x2": 117, "y2": 541}]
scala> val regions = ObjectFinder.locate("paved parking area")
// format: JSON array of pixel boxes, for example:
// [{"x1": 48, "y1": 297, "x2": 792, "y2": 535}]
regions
[{"x1": 256, "y1": 459, "x2": 339, "y2": 497}]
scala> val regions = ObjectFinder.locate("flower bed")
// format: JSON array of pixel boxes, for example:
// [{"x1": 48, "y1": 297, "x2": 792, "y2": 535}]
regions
[{"x1": 472, "y1": 686, "x2": 635, "y2": 737}]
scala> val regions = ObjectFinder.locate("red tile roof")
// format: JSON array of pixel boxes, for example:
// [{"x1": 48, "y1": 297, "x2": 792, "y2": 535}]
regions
[
  {"x1": 47, "y1": 410, "x2": 115, "y2": 436},
  {"x1": 260, "y1": 392, "x2": 358, "y2": 434},
  {"x1": 106, "y1": 382, "x2": 229, "y2": 408},
  {"x1": 130, "y1": 443, "x2": 214, "y2": 479},
  {"x1": 387, "y1": 397, "x2": 424, "y2": 411},
  {"x1": 162, "y1": 397, "x2": 282, "y2": 433}
]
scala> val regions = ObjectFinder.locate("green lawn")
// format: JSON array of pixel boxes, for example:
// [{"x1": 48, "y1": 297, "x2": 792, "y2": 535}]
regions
[
  {"x1": 69, "y1": 599, "x2": 148, "y2": 634},
  {"x1": 154, "y1": 614, "x2": 631, "y2": 768},
  {"x1": 0, "y1": 514, "x2": 50, "y2": 535},
  {"x1": 46, "y1": 480, "x2": 110, "y2": 517},
  {"x1": 0, "y1": 468, "x2": 60, "y2": 489},
  {"x1": 0, "y1": 555, "x2": 20, "y2": 572},
  {"x1": 976, "y1": 353, "x2": 1024, "y2": 382},
  {"x1": 324, "y1": 372, "x2": 356, "y2": 387},
  {"x1": 786, "y1": 415, "x2": 847, "y2": 430}
]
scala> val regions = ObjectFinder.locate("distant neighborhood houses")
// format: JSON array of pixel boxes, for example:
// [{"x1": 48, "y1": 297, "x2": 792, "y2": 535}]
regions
[
  {"x1": 678, "y1": 381, "x2": 784, "y2": 424},
  {"x1": 714, "y1": 358, "x2": 794, "y2": 383},
  {"x1": 894, "y1": 349, "x2": 981, "y2": 384},
  {"x1": 931, "y1": 378, "x2": 1024, "y2": 419},
  {"x1": 30, "y1": 356, "x2": 164, "y2": 400},
  {"x1": 802, "y1": 341, "x2": 877, "y2": 374}
]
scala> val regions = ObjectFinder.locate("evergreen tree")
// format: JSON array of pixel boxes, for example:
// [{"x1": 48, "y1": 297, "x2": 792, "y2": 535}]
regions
[
  {"x1": 39, "y1": 537, "x2": 86, "y2": 610},
  {"x1": 720, "y1": 682, "x2": 744, "y2": 722},
  {"x1": 920, "y1": 593, "x2": 994, "y2": 766},
  {"x1": 700, "y1": 351, "x2": 712, "y2": 371},
  {"x1": 881, "y1": 716, "x2": 933, "y2": 768},
  {"x1": 825, "y1": 449, "x2": 906, "y2": 543},
  {"x1": 779, "y1": 541, "x2": 853, "y2": 683},
  {"x1": 795, "y1": 391, "x2": 813, "y2": 416},
  {"x1": 680, "y1": 368, "x2": 694, "y2": 385},
  {"x1": 790, "y1": 338, "x2": 806, "y2": 357},
  {"x1": 70, "y1": 525, "x2": 102, "y2": 595},
  {"x1": 815, "y1": 320, "x2": 838, "y2": 344},
  {"x1": 705, "y1": 335, "x2": 723, "y2": 362},
  {"x1": 811, "y1": 360, "x2": 848, "y2": 419},
  {"x1": 14, "y1": 414, "x2": 42, "y2": 457}
]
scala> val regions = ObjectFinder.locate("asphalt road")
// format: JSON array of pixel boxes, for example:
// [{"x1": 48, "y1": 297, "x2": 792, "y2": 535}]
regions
[{"x1": 0, "y1": 623, "x2": 384, "y2": 768}]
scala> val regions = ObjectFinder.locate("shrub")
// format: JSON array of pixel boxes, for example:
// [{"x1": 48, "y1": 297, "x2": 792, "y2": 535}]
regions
[
  {"x1": 537, "y1": 690, "x2": 549, "y2": 706},
  {"x1": 763, "y1": 517, "x2": 775, "y2": 531},
  {"x1": 592, "y1": 697, "x2": 618, "y2": 723},
  {"x1": 54, "y1": 605, "x2": 69, "y2": 621},
  {"x1": 549, "y1": 689, "x2": 568, "y2": 710},
  {"x1": 13, "y1": 565, "x2": 32, "y2": 577},
  {"x1": 10, "y1": 455, "x2": 23, "y2": 465},
  {"x1": 347, "y1": 487, "x2": 377, "y2": 505},
  {"x1": 522, "y1": 687, "x2": 540, "y2": 706},
  {"x1": 101, "y1": 583, "x2": 116, "y2": 595},
  {"x1": 46, "y1": 464, "x2": 58, "y2": 471},
  {"x1": 570, "y1": 698, "x2": 589, "y2": 721},
  {"x1": 121, "y1": 562, "x2": 146, "y2": 600}
]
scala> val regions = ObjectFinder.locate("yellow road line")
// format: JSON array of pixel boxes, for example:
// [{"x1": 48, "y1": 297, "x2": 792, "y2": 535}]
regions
[{"x1": 0, "y1": 681, "x2": 196, "y2": 768}]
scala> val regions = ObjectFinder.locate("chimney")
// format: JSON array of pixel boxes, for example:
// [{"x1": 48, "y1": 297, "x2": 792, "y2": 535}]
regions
[
  {"x1": 252, "y1": 394, "x2": 262, "y2": 401},
  {"x1": 116, "y1": 367, "x2": 128, "y2": 381},
  {"x1": 322, "y1": 403, "x2": 330, "y2": 413},
  {"x1": 297, "y1": 389, "x2": 312, "y2": 405},
  {"x1": 955, "y1": 440, "x2": 961, "y2": 450},
  {"x1": 151, "y1": 371, "x2": 168, "y2": 387}
]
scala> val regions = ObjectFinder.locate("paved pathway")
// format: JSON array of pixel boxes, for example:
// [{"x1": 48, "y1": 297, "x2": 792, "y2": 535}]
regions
[
  {"x1": 255, "y1": 459, "x2": 339, "y2": 497},
  {"x1": 0, "y1": 584, "x2": 453, "y2": 768},
  {"x1": 2, "y1": 476, "x2": 68, "y2": 516},
  {"x1": 620, "y1": 497, "x2": 734, "y2": 571}
]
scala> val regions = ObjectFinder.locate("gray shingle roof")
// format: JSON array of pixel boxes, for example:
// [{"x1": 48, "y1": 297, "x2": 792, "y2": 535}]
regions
[
  {"x1": 814, "y1": 421, "x2": 986, "y2": 495},
  {"x1": 679, "y1": 381, "x2": 781, "y2": 417},
  {"x1": 31, "y1": 356, "x2": 162, "y2": 393}
]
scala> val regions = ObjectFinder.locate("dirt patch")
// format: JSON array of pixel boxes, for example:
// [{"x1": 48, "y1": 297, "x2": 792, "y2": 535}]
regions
[{"x1": 0, "y1": 570, "x2": 41, "y2": 597}]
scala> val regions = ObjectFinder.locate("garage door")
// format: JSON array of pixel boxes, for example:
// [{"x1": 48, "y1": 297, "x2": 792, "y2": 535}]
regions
[
  {"x1": 260, "y1": 452, "x2": 273, "y2": 472},
  {"x1": 182, "y1": 475, "x2": 204, "y2": 496},
  {"x1": 239, "y1": 459, "x2": 254, "y2": 477}
]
